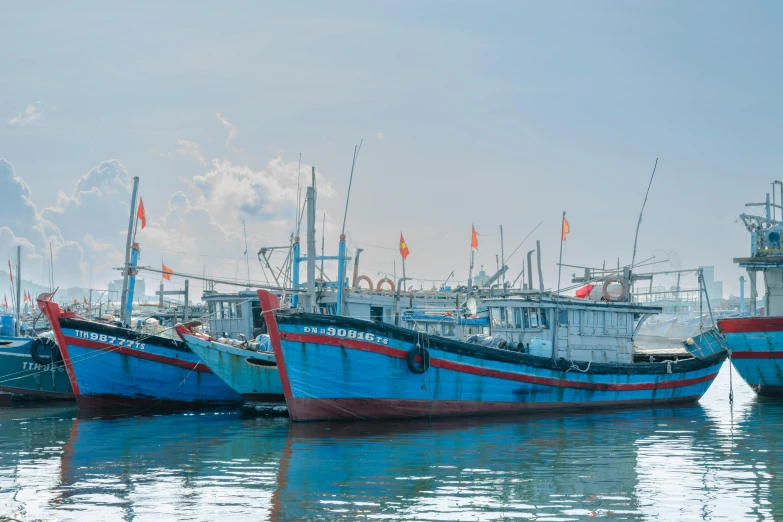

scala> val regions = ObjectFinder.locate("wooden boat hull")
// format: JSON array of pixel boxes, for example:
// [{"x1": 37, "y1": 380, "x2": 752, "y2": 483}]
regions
[
  {"x1": 719, "y1": 316, "x2": 783, "y2": 396},
  {"x1": 38, "y1": 300, "x2": 243, "y2": 415},
  {"x1": 180, "y1": 333, "x2": 284, "y2": 402},
  {"x1": 258, "y1": 291, "x2": 729, "y2": 422},
  {"x1": 0, "y1": 336, "x2": 73, "y2": 399}
]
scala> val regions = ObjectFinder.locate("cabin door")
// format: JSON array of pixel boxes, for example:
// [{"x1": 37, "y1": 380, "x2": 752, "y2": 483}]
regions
[{"x1": 556, "y1": 309, "x2": 569, "y2": 358}]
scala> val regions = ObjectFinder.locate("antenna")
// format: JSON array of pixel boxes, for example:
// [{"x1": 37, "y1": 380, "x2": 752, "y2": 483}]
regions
[
  {"x1": 341, "y1": 140, "x2": 363, "y2": 235},
  {"x1": 243, "y1": 220, "x2": 250, "y2": 286},
  {"x1": 630, "y1": 158, "x2": 658, "y2": 272}
]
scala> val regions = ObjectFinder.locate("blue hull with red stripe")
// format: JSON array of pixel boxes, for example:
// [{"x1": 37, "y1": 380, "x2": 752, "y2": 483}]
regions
[
  {"x1": 718, "y1": 317, "x2": 783, "y2": 396},
  {"x1": 38, "y1": 301, "x2": 242, "y2": 415},
  {"x1": 258, "y1": 291, "x2": 728, "y2": 422}
]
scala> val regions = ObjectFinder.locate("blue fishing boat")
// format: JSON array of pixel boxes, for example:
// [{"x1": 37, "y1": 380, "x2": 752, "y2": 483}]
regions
[
  {"x1": 717, "y1": 183, "x2": 783, "y2": 395},
  {"x1": 257, "y1": 290, "x2": 728, "y2": 421},
  {"x1": 38, "y1": 298, "x2": 242, "y2": 414},
  {"x1": 175, "y1": 324, "x2": 284, "y2": 402}
]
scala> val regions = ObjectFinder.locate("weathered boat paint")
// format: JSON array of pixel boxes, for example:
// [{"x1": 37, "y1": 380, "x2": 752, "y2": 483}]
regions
[
  {"x1": 177, "y1": 331, "x2": 284, "y2": 402},
  {"x1": 258, "y1": 291, "x2": 728, "y2": 422},
  {"x1": 718, "y1": 317, "x2": 783, "y2": 395},
  {"x1": 0, "y1": 336, "x2": 72, "y2": 399},
  {"x1": 38, "y1": 299, "x2": 243, "y2": 415}
]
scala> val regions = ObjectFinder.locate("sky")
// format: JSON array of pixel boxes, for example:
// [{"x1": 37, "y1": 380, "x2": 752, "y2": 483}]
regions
[{"x1": 2, "y1": 1, "x2": 782, "y2": 300}]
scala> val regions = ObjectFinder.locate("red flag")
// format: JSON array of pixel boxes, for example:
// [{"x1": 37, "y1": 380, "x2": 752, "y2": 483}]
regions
[
  {"x1": 399, "y1": 234, "x2": 410, "y2": 260},
  {"x1": 7, "y1": 261, "x2": 11, "y2": 285},
  {"x1": 137, "y1": 197, "x2": 147, "y2": 230},
  {"x1": 84, "y1": 297, "x2": 89, "y2": 306},
  {"x1": 162, "y1": 263, "x2": 173, "y2": 281},
  {"x1": 471, "y1": 225, "x2": 479, "y2": 251},
  {"x1": 23, "y1": 291, "x2": 27, "y2": 303},
  {"x1": 561, "y1": 216, "x2": 571, "y2": 241}
]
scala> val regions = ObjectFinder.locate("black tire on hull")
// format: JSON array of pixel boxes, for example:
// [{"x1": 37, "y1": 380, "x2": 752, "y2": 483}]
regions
[
  {"x1": 30, "y1": 337, "x2": 62, "y2": 366},
  {"x1": 406, "y1": 346, "x2": 430, "y2": 374}
]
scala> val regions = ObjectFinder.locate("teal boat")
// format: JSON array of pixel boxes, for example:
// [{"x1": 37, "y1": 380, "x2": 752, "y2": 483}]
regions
[
  {"x1": 175, "y1": 324, "x2": 283, "y2": 402},
  {"x1": 0, "y1": 334, "x2": 73, "y2": 400}
]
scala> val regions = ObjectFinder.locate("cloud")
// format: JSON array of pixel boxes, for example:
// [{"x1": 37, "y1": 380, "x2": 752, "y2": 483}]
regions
[
  {"x1": 216, "y1": 112, "x2": 238, "y2": 148},
  {"x1": 377, "y1": 131, "x2": 384, "y2": 139},
  {"x1": 175, "y1": 140, "x2": 208, "y2": 167},
  {"x1": 8, "y1": 102, "x2": 49, "y2": 126}
]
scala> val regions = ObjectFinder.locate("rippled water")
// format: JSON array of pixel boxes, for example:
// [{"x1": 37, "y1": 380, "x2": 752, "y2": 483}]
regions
[{"x1": 0, "y1": 367, "x2": 779, "y2": 521}]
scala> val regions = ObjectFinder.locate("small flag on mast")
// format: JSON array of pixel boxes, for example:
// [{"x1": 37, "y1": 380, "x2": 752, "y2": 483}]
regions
[
  {"x1": 137, "y1": 197, "x2": 147, "y2": 230},
  {"x1": 3, "y1": 295, "x2": 7, "y2": 310},
  {"x1": 162, "y1": 263, "x2": 173, "y2": 281},
  {"x1": 399, "y1": 233, "x2": 410, "y2": 260},
  {"x1": 84, "y1": 297, "x2": 89, "y2": 306},
  {"x1": 561, "y1": 216, "x2": 571, "y2": 241},
  {"x1": 471, "y1": 225, "x2": 479, "y2": 251}
]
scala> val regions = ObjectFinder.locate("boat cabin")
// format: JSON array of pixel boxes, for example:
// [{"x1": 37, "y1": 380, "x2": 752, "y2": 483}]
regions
[{"x1": 484, "y1": 296, "x2": 662, "y2": 363}]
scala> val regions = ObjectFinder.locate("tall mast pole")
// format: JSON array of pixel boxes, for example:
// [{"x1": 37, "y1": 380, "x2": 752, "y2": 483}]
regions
[
  {"x1": 120, "y1": 177, "x2": 139, "y2": 324},
  {"x1": 15, "y1": 246, "x2": 21, "y2": 336},
  {"x1": 306, "y1": 167, "x2": 317, "y2": 312},
  {"x1": 553, "y1": 212, "x2": 566, "y2": 360}
]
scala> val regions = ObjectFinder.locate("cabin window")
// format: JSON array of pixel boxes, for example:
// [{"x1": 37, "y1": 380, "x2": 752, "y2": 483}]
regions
[
  {"x1": 208, "y1": 302, "x2": 215, "y2": 317},
  {"x1": 490, "y1": 307, "x2": 502, "y2": 328},
  {"x1": 528, "y1": 309, "x2": 539, "y2": 328},
  {"x1": 217, "y1": 302, "x2": 225, "y2": 319},
  {"x1": 506, "y1": 307, "x2": 516, "y2": 328},
  {"x1": 370, "y1": 306, "x2": 383, "y2": 323},
  {"x1": 442, "y1": 324, "x2": 456, "y2": 336},
  {"x1": 558, "y1": 309, "x2": 569, "y2": 326},
  {"x1": 540, "y1": 310, "x2": 549, "y2": 329},
  {"x1": 252, "y1": 303, "x2": 264, "y2": 329},
  {"x1": 513, "y1": 308, "x2": 523, "y2": 329},
  {"x1": 236, "y1": 302, "x2": 243, "y2": 319}
]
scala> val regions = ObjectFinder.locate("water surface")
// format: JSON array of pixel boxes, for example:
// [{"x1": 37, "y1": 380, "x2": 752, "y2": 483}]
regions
[{"x1": 0, "y1": 366, "x2": 779, "y2": 520}]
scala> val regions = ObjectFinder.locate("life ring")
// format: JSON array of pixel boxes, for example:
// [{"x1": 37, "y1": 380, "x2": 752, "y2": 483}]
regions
[
  {"x1": 30, "y1": 337, "x2": 62, "y2": 366},
  {"x1": 602, "y1": 276, "x2": 627, "y2": 302},
  {"x1": 406, "y1": 345, "x2": 430, "y2": 374},
  {"x1": 355, "y1": 275, "x2": 373, "y2": 289},
  {"x1": 376, "y1": 278, "x2": 395, "y2": 292}
]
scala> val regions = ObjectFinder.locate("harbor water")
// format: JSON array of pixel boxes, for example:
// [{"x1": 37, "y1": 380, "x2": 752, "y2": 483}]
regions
[{"x1": 0, "y1": 366, "x2": 780, "y2": 521}]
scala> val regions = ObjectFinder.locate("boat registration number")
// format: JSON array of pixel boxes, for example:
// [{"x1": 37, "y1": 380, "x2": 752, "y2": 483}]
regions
[
  {"x1": 303, "y1": 326, "x2": 390, "y2": 345},
  {"x1": 72, "y1": 330, "x2": 146, "y2": 350}
]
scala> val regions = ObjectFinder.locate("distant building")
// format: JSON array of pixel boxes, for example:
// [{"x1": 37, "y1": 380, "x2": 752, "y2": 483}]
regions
[
  {"x1": 699, "y1": 266, "x2": 723, "y2": 301},
  {"x1": 108, "y1": 278, "x2": 146, "y2": 303},
  {"x1": 473, "y1": 266, "x2": 490, "y2": 287}
]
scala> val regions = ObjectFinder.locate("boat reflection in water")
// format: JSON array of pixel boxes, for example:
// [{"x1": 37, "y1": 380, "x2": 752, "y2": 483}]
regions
[{"x1": 0, "y1": 370, "x2": 778, "y2": 521}]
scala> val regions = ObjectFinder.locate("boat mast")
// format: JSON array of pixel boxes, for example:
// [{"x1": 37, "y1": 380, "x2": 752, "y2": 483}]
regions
[
  {"x1": 14, "y1": 246, "x2": 21, "y2": 336},
  {"x1": 120, "y1": 176, "x2": 140, "y2": 324},
  {"x1": 306, "y1": 167, "x2": 316, "y2": 312}
]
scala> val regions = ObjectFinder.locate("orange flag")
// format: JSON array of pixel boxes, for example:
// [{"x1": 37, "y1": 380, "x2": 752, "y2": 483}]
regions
[
  {"x1": 83, "y1": 297, "x2": 89, "y2": 306},
  {"x1": 471, "y1": 225, "x2": 479, "y2": 251},
  {"x1": 162, "y1": 263, "x2": 173, "y2": 281},
  {"x1": 561, "y1": 216, "x2": 571, "y2": 241},
  {"x1": 399, "y1": 234, "x2": 410, "y2": 260},
  {"x1": 72, "y1": 298, "x2": 78, "y2": 305},
  {"x1": 137, "y1": 197, "x2": 147, "y2": 230}
]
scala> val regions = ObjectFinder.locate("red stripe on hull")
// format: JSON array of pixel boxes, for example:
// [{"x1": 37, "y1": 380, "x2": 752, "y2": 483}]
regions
[
  {"x1": 732, "y1": 351, "x2": 783, "y2": 359},
  {"x1": 286, "y1": 396, "x2": 704, "y2": 421},
  {"x1": 0, "y1": 386, "x2": 74, "y2": 400},
  {"x1": 719, "y1": 317, "x2": 783, "y2": 333},
  {"x1": 282, "y1": 332, "x2": 718, "y2": 392},
  {"x1": 75, "y1": 394, "x2": 239, "y2": 417},
  {"x1": 65, "y1": 337, "x2": 212, "y2": 373}
]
